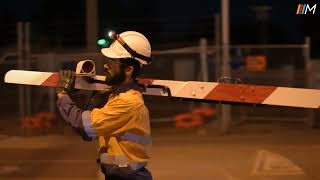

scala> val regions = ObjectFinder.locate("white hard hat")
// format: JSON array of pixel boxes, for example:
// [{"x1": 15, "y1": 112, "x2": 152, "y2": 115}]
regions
[{"x1": 101, "y1": 31, "x2": 151, "y2": 65}]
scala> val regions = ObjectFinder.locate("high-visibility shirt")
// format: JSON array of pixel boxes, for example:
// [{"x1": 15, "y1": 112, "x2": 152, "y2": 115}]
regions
[{"x1": 82, "y1": 89, "x2": 151, "y2": 170}]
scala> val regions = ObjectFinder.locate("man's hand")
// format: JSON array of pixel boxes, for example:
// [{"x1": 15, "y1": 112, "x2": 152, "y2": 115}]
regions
[{"x1": 56, "y1": 70, "x2": 76, "y2": 96}]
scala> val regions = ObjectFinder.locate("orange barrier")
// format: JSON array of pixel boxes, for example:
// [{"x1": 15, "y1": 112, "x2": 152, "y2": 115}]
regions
[
  {"x1": 22, "y1": 112, "x2": 56, "y2": 129},
  {"x1": 174, "y1": 107, "x2": 215, "y2": 128},
  {"x1": 245, "y1": 55, "x2": 267, "y2": 71}
]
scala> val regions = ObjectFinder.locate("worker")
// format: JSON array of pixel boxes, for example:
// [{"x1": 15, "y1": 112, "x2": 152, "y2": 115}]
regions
[{"x1": 56, "y1": 31, "x2": 153, "y2": 180}]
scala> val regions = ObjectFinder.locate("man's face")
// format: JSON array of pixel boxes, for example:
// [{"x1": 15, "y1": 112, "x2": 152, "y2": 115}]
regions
[{"x1": 103, "y1": 58, "x2": 126, "y2": 86}]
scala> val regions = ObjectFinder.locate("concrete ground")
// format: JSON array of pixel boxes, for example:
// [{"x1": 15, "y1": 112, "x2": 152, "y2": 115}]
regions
[{"x1": 0, "y1": 122, "x2": 320, "y2": 180}]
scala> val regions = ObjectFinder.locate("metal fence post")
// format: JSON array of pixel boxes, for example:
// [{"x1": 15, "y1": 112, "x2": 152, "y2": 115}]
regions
[
  {"x1": 215, "y1": 14, "x2": 221, "y2": 80},
  {"x1": 25, "y1": 22, "x2": 32, "y2": 116},
  {"x1": 47, "y1": 53, "x2": 56, "y2": 113},
  {"x1": 214, "y1": 14, "x2": 222, "y2": 129},
  {"x1": 17, "y1": 22, "x2": 25, "y2": 127},
  {"x1": 304, "y1": 37, "x2": 316, "y2": 127},
  {"x1": 200, "y1": 38, "x2": 209, "y2": 82},
  {"x1": 221, "y1": 0, "x2": 232, "y2": 133}
]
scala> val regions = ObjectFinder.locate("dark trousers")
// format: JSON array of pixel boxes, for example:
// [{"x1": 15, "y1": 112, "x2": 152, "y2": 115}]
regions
[{"x1": 101, "y1": 164, "x2": 153, "y2": 180}]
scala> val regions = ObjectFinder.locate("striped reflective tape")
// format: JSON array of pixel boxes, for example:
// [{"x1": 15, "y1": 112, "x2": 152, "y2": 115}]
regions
[
  {"x1": 139, "y1": 79, "x2": 320, "y2": 109},
  {"x1": 5, "y1": 70, "x2": 55, "y2": 86},
  {"x1": 5, "y1": 70, "x2": 108, "y2": 90},
  {"x1": 120, "y1": 132, "x2": 151, "y2": 145},
  {"x1": 99, "y1": 153, "x2": 147, "y2": 170},
  {"x1": 81, "y1": 110, "x2": 97, "y2": 138},
  {"x1": 5, "y1": 70, "x2": 320, "y2": 109}
]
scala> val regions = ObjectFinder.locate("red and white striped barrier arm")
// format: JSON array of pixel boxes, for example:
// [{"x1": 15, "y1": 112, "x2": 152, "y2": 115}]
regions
[
  {"x1": 139, "y1": 79, "x2": 320, "y2": 109},
  {"x1": 4, "y1": 70, "x2": 108, "y2": 90},
  {"x1": 5, "y1": 70, "x2": 320, "y2": 109}
]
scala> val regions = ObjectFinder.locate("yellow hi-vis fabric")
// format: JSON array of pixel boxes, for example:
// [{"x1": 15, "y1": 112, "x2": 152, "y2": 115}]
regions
[{"x1": 82, "y1": 89, "x2": 151, "y2": 168}]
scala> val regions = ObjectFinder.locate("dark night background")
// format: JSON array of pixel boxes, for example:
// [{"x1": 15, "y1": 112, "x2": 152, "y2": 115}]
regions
[
  {"x1": 0, "y1": 0, "x2": 319, "y2": 56},
  {"x1": 1, "y1": 2, "x2": 320, "y2": 179}
]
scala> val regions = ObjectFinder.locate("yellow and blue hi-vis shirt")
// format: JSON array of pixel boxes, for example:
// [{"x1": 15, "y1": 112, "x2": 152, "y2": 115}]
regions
[
  {"x1": 82, "y1": 88, "x2": 151, "y2": 170},
  {"x1": 57, "y1": 82, "x2": 151, "y2": 170}
]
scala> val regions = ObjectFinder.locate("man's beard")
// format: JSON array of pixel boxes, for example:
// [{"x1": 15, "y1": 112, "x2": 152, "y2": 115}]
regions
[{"x1": 104, "y1": 70, "x2": 126, "y2": 86}]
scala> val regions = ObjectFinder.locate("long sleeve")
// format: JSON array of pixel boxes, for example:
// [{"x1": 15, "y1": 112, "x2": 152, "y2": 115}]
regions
[
  {"x1": 82, "y1": 97, "x2": 138, "y2": 138},
  {"x1": 57, "y1": 94, "x2": 92, "y2": 141}
]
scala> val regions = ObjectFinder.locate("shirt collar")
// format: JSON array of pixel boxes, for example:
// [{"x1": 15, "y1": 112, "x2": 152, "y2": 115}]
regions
[{"x1": 112, "y1": 80, "x2": 144, "y2": 95}]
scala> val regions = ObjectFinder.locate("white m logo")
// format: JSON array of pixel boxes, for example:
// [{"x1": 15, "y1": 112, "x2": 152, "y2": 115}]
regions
[{"x1": 306, "y1": 4, "x2": 317, "y2": 14}]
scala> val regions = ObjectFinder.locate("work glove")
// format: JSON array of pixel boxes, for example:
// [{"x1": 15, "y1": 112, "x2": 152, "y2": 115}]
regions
[{"x1": 56, "y1": 70, "x2": 76, "y2": 95}]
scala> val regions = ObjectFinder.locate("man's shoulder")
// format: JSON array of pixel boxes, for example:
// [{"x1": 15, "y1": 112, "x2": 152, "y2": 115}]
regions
[{"x1": 113, "y1": 89, "x2": 144, "y2": 105}]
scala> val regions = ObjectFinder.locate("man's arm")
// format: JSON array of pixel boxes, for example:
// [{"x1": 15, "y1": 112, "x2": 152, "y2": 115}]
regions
[
  {"x1": 56, "y1": 70, "x2": 92, "y2": 141},
  {"x1": 57, "y1": 93, "x2": 92, "y2": 141},
  {"x1": 82, "y1": 98, "x2": 135, "y2": 137},
  {"x1": 55, "y1": 70, "x2": 136, "y2": 139}
]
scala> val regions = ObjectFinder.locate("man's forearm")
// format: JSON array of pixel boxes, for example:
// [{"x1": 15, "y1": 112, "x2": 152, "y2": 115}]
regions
[
  {"x1": 56, "y1": 94, "x2": 92, "y2": 141},
  {"x1": 57, "y1": 94, "x2": 83, "y2": 128}
]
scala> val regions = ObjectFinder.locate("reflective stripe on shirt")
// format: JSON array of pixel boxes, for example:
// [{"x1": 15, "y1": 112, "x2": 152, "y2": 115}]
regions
[
  {"x1": 120, "y1": 132, "x2": 151, "y2": 145},
  {"x1": 100, "y1": 153, "x2": 147, "y2": 170},
  {"x1": 82, "y1": 89, "x2": 151, "y2": 167},
  {"x1": 82, "y1": 112, "x2": 151, "y2": 146},
  {"x1": 82, "y1": 110, "x2": 97, "y2": 138}
]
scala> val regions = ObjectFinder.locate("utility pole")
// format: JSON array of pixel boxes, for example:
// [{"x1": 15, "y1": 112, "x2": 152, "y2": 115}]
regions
[{"x1": 86, "y1": 0, "x2": 98, "y2": 52}]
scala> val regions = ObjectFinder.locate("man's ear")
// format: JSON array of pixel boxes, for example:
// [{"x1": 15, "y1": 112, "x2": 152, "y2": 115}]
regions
[{"x1": 125, "y1": 66, "x2": 134, "y2": 77}]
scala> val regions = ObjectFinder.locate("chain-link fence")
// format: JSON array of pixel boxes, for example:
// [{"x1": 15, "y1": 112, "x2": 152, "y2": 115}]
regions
[
  {"x1": 225, "y1": 44, "x2": 313, "y2": 125},
  {"x1": 150, "y1": 41, "x2": 313, "y2": 130}
]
